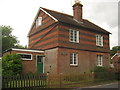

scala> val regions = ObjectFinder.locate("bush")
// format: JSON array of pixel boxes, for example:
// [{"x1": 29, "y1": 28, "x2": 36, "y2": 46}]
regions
[
  {"x1": 92, "y1": 66, "x2": 107, "y2": 72},
  {"x1": 2, "y1": 54, "x2": 22, "y2": 76},
  {"x1": 92, "y1": 66, "x2": 116, "y2": 81}
]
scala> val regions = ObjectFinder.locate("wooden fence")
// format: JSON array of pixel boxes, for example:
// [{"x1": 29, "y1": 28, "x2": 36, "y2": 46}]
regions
[
  {"x1": 46, "y1": 73, "x2": 94, "y2": 88},
  {"x1": 2, "y1": 72, "x2": 116, "y2": 89},
  {"x1": 2, "y1": 73, "x2": 93, "y2": 89},
  {"x1": 2, "y1": 74, "x2": 47, "y2": 89}
]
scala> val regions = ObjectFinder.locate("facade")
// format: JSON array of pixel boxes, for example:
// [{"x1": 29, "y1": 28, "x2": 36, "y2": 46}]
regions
[
  {"x1": 3, "y1": 1, "x2": 111, "y2": 74},
  {"x1": 27, "y1": 1, "x2": 110, "y2": 74},
  {"x1": 111, "y1": 50, "x2": 120, "y2": 71}
]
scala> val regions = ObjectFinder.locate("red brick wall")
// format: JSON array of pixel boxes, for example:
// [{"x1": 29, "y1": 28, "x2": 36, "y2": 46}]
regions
[
  {"x1": 58, "y1": 24, "x2": 110, "y2": 53},
  {"x1": 57, "y1": 48, "x2": 110, "y2": 74},
  {"x1": 28, "y1": 9, "x2": 57, "y2": 49}
]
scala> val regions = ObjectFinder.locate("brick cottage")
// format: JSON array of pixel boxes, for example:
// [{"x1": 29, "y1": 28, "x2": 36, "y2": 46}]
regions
[{"x1": 4, "y1": 1, "x2": 111, "y2": 74}]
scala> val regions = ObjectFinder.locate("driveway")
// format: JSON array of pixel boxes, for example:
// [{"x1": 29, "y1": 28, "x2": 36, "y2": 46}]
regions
[{"x1": 75, "y1": 82, "x2": 119, "y2": 90}]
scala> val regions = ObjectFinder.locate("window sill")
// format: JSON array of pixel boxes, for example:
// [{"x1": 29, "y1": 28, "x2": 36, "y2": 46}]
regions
[
  {"x1": 22, "y1": 59, "x2": 32, "y2": 61},
  {"x1": 70, "y1": 64, "x2": 78, "y2": 67},
  {"x1": 70, "y1": 41, "x2": 79, "y2": 44},
  {"x1": 36, "y1": 25, "x2": 42, "y2": 29},
  {"x1": 96, "y1": 45, "x2": 103, "y2": 47},
  {"x1": 97, "y1": 65, "x2": 103, "y2": 67}
]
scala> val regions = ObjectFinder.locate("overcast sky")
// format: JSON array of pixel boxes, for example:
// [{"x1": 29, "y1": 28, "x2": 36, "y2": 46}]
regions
[{"x1": 0, "y1": 0, "x2": 119, "y2": 49}]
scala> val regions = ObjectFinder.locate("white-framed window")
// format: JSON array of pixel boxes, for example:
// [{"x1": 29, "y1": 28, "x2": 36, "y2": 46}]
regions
[
  {"x1": 97, "y1": 55, "x2": 103, "y2": 66},
  {"x1": 96, "y1": 34, "x2": 103, "y2": 46},
  {"x1": 69, "y1": 29, "x2": 79, "y2": 43},
  {"x1": 70, "y1": 53, "x2": 78, "y2": 66},
  {"x1": 17, "y1": 53, "x2": 32, "y2": 60},
  {"x1": 36, "y1": 17, "x2": 42, "y2": 28}
]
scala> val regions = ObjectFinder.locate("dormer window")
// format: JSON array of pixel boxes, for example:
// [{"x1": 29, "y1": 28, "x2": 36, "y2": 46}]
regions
[
  {"x1": 96, "y1": 34, "x2": 103, "y2": 47},
  {"x1": 36, "y1": 17, "x2": 42, "y2": 28},
  {"x1": 69, "y1": 29, "x2": 79, "y2": 43}
]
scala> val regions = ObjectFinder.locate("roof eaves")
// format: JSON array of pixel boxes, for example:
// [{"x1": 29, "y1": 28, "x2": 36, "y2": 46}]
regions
[
  {"x1": 40, "y1": 7, "x2": 58, "y2": 22},
  {"x1": 11, "y1": 48, "x2": 44, "y2": 53}
]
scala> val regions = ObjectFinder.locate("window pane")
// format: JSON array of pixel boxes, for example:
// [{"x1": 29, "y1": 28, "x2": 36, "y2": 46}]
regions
[
  {"x1": 77, "y1": 31, "x2": 79, "y2": 43},
  {"x1": 70, "y1": 53, "x2": 78, "y2": 65},
  {"x1": 74, "y1": 31, "x2": 77, "y2": 42},
  {"x1": 69, "y1": 30, "x2": 79, "y2": 43},
  {"x1": 70, "y1": 53, "x2": 73, "y2": 64},
  {"x1": 74, "y1": 53, "x2": 77, "y2": 64},
  {"x1": 96, "y1": 35, "x2": 103, "y2": 46},
  {"x1": 18, "y1": 54, "x2": 32, "y2": 60},
  {"x1": 97, "y1": 55, "x2": 102, "y2": 66}
]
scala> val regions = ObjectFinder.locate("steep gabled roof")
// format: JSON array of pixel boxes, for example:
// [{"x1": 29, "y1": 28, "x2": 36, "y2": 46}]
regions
[{"x1": 41, "y1": 7, "x2": 110, "y2": 34}]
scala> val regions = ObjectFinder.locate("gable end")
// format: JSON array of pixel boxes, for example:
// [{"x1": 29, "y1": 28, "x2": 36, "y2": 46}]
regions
[{"x1": 28, "y1": 7, "x2": 58, "y2": 36}]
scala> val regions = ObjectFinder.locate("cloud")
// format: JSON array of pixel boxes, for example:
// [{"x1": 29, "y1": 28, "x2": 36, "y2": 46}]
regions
[{"x1": 84, "y1": 2, "x2": 118, "y2": 29}]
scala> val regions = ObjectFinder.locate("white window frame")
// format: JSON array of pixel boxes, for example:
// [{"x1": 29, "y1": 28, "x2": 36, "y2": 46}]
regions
[
  {"x1": 17, "y1": 53, "x2": 32, "y2": 60},
  {"x1": 96, "y1": 34, "x2": 103, "y2": 47},
  {"x1": 70, "y1": 53, "x2": 78, "y2": 66},
  {"x1": 97, "y1": 55, "x2": 103, "y2": 66},
  {"x1": 69, "y1": 29, "x2": 79, "y2": 43},
  {"x1": 36, "y1": 17, "x2": 42, "y2": 28}
]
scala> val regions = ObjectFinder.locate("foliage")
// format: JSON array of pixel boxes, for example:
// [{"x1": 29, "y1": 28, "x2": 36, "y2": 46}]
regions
[
  {"x1": 110, "y1": 58, "x2": 113, "y2": 64},
  {"x1": 2, "y1": 54, "x2": 22, "y2": 76},
  {"x1": 92, "y1": 66, "x2": 107, "y2": 72},
  {"x1": 110, "y1": 46, "x2": 120, "y2": 57},
  {"x1": 0, "y1": 25, "x2": 19, "y2": 52},
  {"x1": 14, "y1": 44, "x2": 28, "y2": 49},
  {"x1": 92, "y1": 66, "x2": 116, "y2": 81}
]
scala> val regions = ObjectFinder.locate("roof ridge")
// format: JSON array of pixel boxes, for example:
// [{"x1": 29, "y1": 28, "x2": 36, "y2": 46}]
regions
[{"x1": 40, "y1": 7, "x2": 73, "y2": 18}]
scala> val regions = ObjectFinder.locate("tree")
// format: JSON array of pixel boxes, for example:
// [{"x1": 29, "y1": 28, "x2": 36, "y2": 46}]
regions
[
  {"x1": 0, "y1": 25, "x2": 19, "y2": 53},
  {"x1": 15, "y1": 44, "x2": 28, "y2": 49},
  {"x1": 2, "y1": 54, "x2": 22, "y2": 76},
  {"x1": 110, "y1": 46, "x2": 120, "y2": 57}
]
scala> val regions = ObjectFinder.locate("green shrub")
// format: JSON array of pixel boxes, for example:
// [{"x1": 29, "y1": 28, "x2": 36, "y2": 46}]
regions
[
  {"x1": 92, "y1": 66, "x2": 107, "y2": 72},
  {"x1": 2, "y1": 54, "x2": 22, "y2": 76},
  {"x1": 92, "y1": 66, "x2": 116, "y2": 81}
]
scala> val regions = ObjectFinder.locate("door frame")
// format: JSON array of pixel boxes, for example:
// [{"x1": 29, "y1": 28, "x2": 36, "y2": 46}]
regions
[{"x1": 36, "y1": 55, "x2": 45, "y2": 73}]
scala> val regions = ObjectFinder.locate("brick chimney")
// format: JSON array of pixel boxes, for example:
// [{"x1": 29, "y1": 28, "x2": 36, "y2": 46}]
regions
[{"x1": 72, "y1": 0, "x2": 83, "y2": 22}]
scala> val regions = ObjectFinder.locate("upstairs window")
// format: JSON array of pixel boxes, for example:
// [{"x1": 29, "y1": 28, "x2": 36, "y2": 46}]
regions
[
  {"x1": 97, "y1": 55, "x2": 103, "y2": 66},
  {"x1": 70, "y1": 53, "x2": 78, "y2": 66},
  {"x1": 69, "y1": 29, "x2": 79, "y2": 43},
  {"x1": 18, "y1": 53, "x2": 32, "y2": 60},
  {"x1": 36, "y1": 17, "x2": 42, "y2": 28},
  {"x1": 96, "y1": 34, "x2": 103, "y2": 46}
]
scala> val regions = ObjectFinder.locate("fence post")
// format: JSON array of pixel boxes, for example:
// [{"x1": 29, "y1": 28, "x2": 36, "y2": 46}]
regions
[
  {"x1": 84, "y1": 72, "x2": 86, "y2": 80},
  {"x1": 92, "y1": 72, "x2": 94, "y2": 80},
  {"x1": 47, "y1": 72, "x2": 50, "y2": 88},
  {"x1": 60, "y1": 73, "x2": 63, "y2": 88}
]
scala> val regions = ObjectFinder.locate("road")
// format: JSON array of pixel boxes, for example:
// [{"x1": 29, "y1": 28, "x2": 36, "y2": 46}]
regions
[
  {"x1": 75, "y1": 82, "x2": 119, "y2": 90},
  {"x1": 88, "y1": 82, "x2": 119, "y2": 88}
]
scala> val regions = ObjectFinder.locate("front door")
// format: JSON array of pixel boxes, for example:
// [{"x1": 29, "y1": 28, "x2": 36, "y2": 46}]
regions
[{"x1": 36, "y1": 55, "x2": 44, "y2": 73}]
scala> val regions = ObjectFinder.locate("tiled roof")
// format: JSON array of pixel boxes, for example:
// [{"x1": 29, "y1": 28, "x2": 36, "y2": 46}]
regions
[{"x1": 41, "y1": 7, "x2": 110, "y2": 34}]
